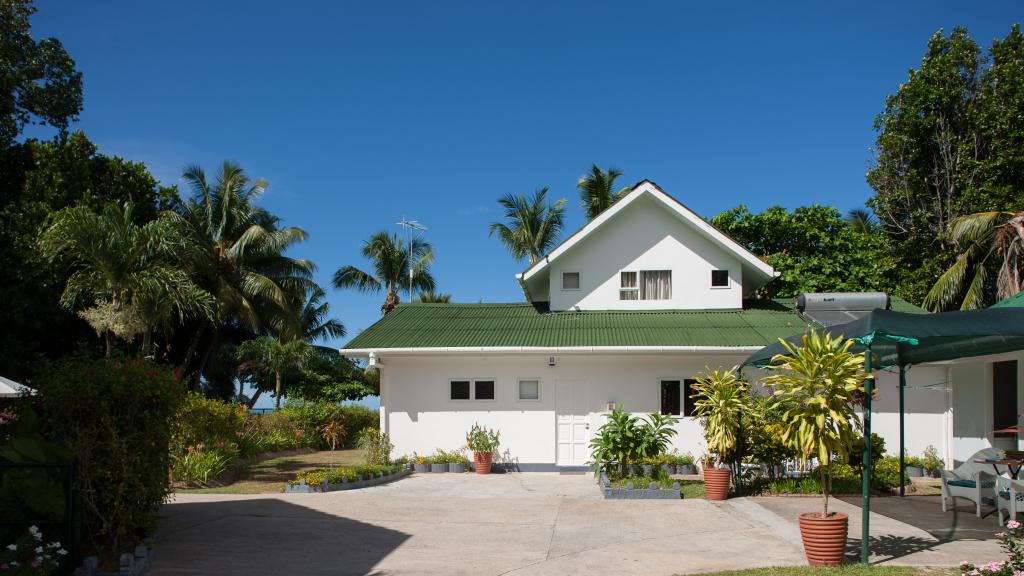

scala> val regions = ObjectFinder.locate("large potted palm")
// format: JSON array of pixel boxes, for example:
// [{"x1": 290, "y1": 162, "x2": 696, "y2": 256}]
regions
[
  {"x1": 691, "y1": 367, "x2": 749, "y2": 501},
  {"x1": 763, "y1": 330, "x2": 866, "y2": 566}
]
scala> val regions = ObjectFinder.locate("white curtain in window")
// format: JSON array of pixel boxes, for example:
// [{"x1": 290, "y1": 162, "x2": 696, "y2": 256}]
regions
[{"x1": 640, "y1": 270, "x2": 672, "y2": 300}]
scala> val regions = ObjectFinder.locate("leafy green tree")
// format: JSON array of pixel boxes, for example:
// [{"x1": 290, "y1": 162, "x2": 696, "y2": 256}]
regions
[
  {"x1": 39, "y1": 202, "x2": 216, "y2": 357},
  {"x1": 845, "y1": 209, "x2": 879, "y2": 234},
  {"x1": 172, "y1": 162, "x2": 315, "y2": 381},
  {"x1": 577, "y1": 164, "x2": 629, "y2": 220},
  {"x1": 711, "y1": 205, "x2": 895, "y2": 298},
  {"x1": 236, "y1": 337, "x2": 313, "y2": 409},
  {"x1": 488, "y1": 187, "x2": 566, "y2": 265},
  {"x1": 0, "y1": 0, "x2": 83, "y2": 146},
  {"x1": 867, "y1": 25, "x2": 1024, "y2": 306},
  {"x1": 333, "y1": 231, "x2": 435, "y2": 314},
  {"x1": 416, "y1": 291, "x2": 452, "y2": 303},
  {"x1": 925, "y1": 210, "x2": 1024, "y2": 310}
]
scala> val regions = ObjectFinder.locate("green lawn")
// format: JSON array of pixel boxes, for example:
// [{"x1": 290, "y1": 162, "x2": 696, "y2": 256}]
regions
[
  {"x1": 178, "y1": 449, "x2": 366, "y2": 494},
  {"x1": 697, "y1": 566, "x2": 954, "y2": 576}
]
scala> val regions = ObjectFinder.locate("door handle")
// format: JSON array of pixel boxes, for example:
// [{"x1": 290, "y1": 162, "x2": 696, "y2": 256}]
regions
[{"x1": 585, "y1": 423, "x2": 590, "y2": 430}]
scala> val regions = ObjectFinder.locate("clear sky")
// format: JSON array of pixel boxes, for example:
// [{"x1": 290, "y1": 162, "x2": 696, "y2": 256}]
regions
[{"x1": 28, "y1": 1, "x2": 1021, "y2": 407}]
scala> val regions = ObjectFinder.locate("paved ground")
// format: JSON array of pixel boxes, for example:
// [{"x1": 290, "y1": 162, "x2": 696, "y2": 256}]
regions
[{"x1": 152, "y1": 473, "x2": 1003, "y2": 576}]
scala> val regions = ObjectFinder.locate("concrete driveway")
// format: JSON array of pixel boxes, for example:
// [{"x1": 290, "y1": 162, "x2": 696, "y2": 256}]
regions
[{"x1": 151, "y1": 473, "x2": 998, "y2": 575}]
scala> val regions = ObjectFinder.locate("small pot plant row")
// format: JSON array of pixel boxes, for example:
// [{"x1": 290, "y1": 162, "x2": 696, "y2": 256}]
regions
[
  {"x1": 638, "y1": 452, "x2": 697, "y2": 476},
  {"x1": 905, "y1": 445, "x2": 944, "y2": 478},
  {"x1": 410, "y1": 448, "x2": 471, "y2": 473},
  {"x1": 285, "y1": 463, "x2": 408, "y2": 493}
]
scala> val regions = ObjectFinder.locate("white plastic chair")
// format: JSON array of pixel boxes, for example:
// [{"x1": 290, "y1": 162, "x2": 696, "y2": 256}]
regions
[
  {"x1": 940, "y1": 447, "x2": 1004, "y2": 517},
  {"x1": 996, "y1": 475, "x2": 1024, "y2": 525}
]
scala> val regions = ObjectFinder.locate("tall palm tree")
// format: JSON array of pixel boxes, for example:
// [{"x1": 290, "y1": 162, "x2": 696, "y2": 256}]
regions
[
  {"x1": 333, "y1": 232, "x2": 435, "y2": 314},
  {"x1": 171, "y1": 161, "x2": 316, "y2": 379},
  {"x1": 40, "y1": 201, "x2": 216, "y2": 357},
  {"x1": 416, "y1": 290, "x2": 452, "y2": 303},
  {"x1": 236, "y1": 336, "x2": 312, "y2": 409},
  {"x1": 578, "y1": 164, "x2": 629, "y2": 220},
  {"x1": 845, "y1": 208, "x2": 879, "y2": 234},
  {"x1": 925, "y1": 210, "x2": 1024, "y2": 310},
  {"x1": 488, "y1": 187, "x2": 566, "y2": 265}
]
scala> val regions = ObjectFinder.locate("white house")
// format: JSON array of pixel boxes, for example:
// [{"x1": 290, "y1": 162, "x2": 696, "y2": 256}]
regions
[{"x1": 343, "y1": 180, "x2": 1016, "y2": 470}]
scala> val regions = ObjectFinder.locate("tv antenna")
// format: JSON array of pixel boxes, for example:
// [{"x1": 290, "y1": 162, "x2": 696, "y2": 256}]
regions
[{"x1": 396, "y1": 218, "x2": 427, "y2": 303}]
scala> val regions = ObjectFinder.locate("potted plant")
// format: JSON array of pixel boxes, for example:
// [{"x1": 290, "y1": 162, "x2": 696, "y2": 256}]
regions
[
  {"x1": 691, "y1": 367, "x2": 750, "y2": 501},
  {"x1": 448, "y1": 449, "x2": 468, "y2": 473},
  {"x1": 466, "y1": 423, "x2": 500, "y2": 474},
  {"x1": 904, "y1": 455, "x2": 926, "y2": 478},
  {"x1": 414, "y1": 454, "x2": 430, "y2": 473},
  {"x1": 677, "y1": 453, "x2": 697, "y2": 475},
  {"x1": 431, "y1": 449, "x2": 449, "y2": 472},
  {"x1": 763, "y1": 330, "x2": 867, "y2": 566},
  {"x1": 922, "y1": 445, "x2": 944, "y2": 478}
]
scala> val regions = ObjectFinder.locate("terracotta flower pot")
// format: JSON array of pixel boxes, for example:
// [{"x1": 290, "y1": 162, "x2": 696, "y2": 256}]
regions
[
  {"x1": 474, "y1": 451, "x2": 493, "y2": 475},
  {"x1": 703, "y1": 467, "x2": 731, "y2": 500},
  {"x1": 798, "y1": 512, "x2": 849, "y2": 566}
]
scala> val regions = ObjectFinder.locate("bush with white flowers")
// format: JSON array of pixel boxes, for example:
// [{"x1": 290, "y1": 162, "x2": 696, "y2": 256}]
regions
[{"x1": 0, "y1": 526, "x2": 68, "y2": 575}]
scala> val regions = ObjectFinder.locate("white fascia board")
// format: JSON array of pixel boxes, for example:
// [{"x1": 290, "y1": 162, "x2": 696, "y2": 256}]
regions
[
  {"x1": 520, "y1": 181, "x2": 776, "y2": 283},
  {"x1": 342, "y1": 345, "x2": 762, "y2": 358}
]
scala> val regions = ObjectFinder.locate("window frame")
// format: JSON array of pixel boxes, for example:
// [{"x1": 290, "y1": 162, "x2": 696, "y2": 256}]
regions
[
  {"x1": 619, "y1": 271, "x2": 639, "y2": 301},
  {"x1": 682, "y1": 378, "x2": 700, "y2": 417},
  {"x1": 449, "y1": 378, "x2": 498, "y2": 402},
  {"x1": 639, "y1": 269, "x2": 672, "y2": 301},
  {"x1": 710, "y1": 269, "x2": 731, "y2": 289},
  {"x1": 561, "y1": 271, "x2": 581, "y2": 291},
  {"x1": 517, "y1": 378, "x2": 541, "y2": 402},
  {"x1": 659, "y1": 378, "x2": 681, "y2": 416}
]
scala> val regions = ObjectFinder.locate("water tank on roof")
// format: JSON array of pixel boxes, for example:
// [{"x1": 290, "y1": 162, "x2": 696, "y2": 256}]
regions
[{"x1": 796, "y1": 292, "x2": 890, "y2": 312}]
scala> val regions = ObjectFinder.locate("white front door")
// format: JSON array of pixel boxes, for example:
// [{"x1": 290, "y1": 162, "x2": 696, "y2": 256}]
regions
[{"x1": 556, "y1": 379, "x2": 590, "y2": 466}]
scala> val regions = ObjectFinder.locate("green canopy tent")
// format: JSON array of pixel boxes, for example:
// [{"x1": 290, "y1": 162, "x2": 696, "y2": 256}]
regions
[{"x1": 742, "y1": 306, "x2": 1024, "y2": 564}]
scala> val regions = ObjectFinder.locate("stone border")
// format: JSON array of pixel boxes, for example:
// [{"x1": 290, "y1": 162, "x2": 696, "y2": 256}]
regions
[
  {"x1": 284, "y1": 469, "x2": 411, "y2": 493},
  {"x1": 598, "y1": 472, "x2": 681, "y2": 500},
  {"x1": 75, "y1": 544, "x2": 152, "y2": 576}
]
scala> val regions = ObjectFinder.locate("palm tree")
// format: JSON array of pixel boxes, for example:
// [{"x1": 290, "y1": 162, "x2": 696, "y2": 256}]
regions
[
  {"x1": 578, "y1": 164, "x2": 630, "y2": 220},
  {"x1": 417, "y1": 290, "x2": 452, "y2": 303},
  {"x1": 171, "y1": 162, "x2": 316, "y2": 379},
  {"x1": 488, "y1": 187, "x2": 566, "y2": 265},
  {"x1": 333, "y1": 231, "x2": 435, "y2": 314},
  {"x1": 236, "y1": 336, "x2": 313, "y2": 409},
  {"x1": 845, "y1": 208, "x2": 879, "y2": 233},
  {"x1": 40, "y1": 201, "x2": 216, "y2": 357},
  {"x1": 925, "y1": 210, "x2": 1024, "y2": 310}
]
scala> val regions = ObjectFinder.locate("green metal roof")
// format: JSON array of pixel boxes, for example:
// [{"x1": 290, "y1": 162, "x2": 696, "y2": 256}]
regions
[
  {"x1": 993, "y1": 291, "x2": 1024, "y2": 308},
  {"x1": 345, "y1": 300, "x2": 817, "y2": 350}
]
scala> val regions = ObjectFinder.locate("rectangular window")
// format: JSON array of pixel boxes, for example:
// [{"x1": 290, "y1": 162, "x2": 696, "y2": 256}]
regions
[
  {"x1": 474, "y1": 380, "x2": 495, "y2": 400},
  {"x1": 620, "y1": 271, "x2": 638, "y2": 300},
  {"x1": 993, "y1": 361, "x2": 1018, "y2": 435},
  {"x1": 711, "y1": 270, "x2": 730, "y2": 288},
  {"x1": 562, "y1": 272, "x2": 580, "y2": 290},
  {"x1": 518, "y1": 379, "x2": 539, "y2": 400},
  {"x1": 639, "y1": 270, "x2": 672, "y2": 300},
  {"x1": 660, "y1": 380, "x2": 681, "y2": 416},
  {"x1": 450, "y1": 380, "x2": 471, "y2": 400},
  {"x1": 682, "y1": 379, "x2": 699, "y2": 417}
]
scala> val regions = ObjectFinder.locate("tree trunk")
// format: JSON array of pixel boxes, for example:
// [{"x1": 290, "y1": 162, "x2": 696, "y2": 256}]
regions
[
  {"x1": 104, "y1": 330, "x2": 113, "y2": 358},
  {"x1": 179, "y1": 324, "x2": 206, "y2": 382},
  {"x1": 238, "y1": 377, "x2": 246, "y2": 405},
  {"x1": 247, "y1": 389, "x2": 263, "y2": 409},
  {"x1": 821, "y1": 463, "x2": 830, "y2": 517},
  {"x1": 274, "y1": 371, "x2": 282, "y2": 409},
  {"x1": 141, "y1": 328, "x2": 152, "y2": 359},
  {"x1": 192, "y1": 330, "x2": 220, "y2": 392}
]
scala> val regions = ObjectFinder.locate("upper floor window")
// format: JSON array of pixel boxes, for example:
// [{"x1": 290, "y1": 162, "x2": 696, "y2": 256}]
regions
[
  {"x1": 620, "y1": 270, "x2": 671, "y2": 300},
  {"x1": 562, "y1": 272, "x2": 580, "y2": 290},
  {"x1": 711, "y1": 269, "x2": 730, "y2": 288}
]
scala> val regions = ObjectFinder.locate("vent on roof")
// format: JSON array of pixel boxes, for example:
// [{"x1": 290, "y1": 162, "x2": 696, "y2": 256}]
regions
[{"x1": 795, "y1": 292, "x2": 890, "y2": 327}]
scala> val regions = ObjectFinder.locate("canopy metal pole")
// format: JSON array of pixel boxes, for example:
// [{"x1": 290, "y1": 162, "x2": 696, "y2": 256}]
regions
[
  {"x1": 899, "y1": 365, "x2": 906, "y2": 498},
  {"x1": 861, "y1": 345, "x2": 874, "y2": 565}
]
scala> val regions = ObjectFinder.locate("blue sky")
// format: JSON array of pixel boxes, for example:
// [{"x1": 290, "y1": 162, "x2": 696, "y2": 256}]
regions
[{"x1": 29, "y1": 1, "x2": 1020, "y2": 405}]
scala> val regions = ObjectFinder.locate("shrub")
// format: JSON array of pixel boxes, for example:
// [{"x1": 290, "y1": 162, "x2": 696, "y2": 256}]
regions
[
  {"x1": 357, "y1": 429, "x2": 393, "y2": 465},
  {"x1": 586, "y1": 408, "x2": 678, "y2": 477},
  {"x1": 34, "y1": 356, "x2": 182, "y2": 563},
  {"x1": 337, "y1": 405, "x2": 378, "y2": 447},
  {"x1": 171, "y1": 443, "x2": 235, "y2": 485},
  {"x1": 873, "y1": 455, "x2": 910, "y2": 489},
  {"x1": 465, "y1": 423, "x2": 501, "y2": 454},
  {"x1": 171, "y1": 394, "x2": 246, "y2": 461},
  {"x1": 0, "y1": 525, "x2": 68, "y2": 575},
  {"x1": 959, "y1": 519, "x2": 1024, "y2": 576},
  {"x1": 922, "y1": 445, "x2": 944, "y2": 472},
  {"x1": 321, "y1": 420, "x2": 346, "y2": 451},
  {"x1": 279, "y1": 400, "x2": 377, "y2": 449}
]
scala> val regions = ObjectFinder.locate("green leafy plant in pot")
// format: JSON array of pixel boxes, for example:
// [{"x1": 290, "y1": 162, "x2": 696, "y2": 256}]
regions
[
  {"x1": 691, "y1": 367, "x2": 749, "y2": 500},
  {"x1": 466, "y1": 423, "x2": 500, "y2": 474},
  {"x1": 762, "y1": 329, "x2": 866, "y2": 566}
]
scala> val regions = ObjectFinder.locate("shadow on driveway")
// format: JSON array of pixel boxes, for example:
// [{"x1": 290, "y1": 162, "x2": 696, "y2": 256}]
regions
[
  {"x1": 151, "y1": 497, "x2": 410, "y2": 576},
  {"x1": 839, "y1": 495, "x2": 1001, "y2": 543}
]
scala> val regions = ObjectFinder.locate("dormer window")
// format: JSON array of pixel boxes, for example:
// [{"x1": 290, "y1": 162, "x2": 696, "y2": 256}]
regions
[
  {"x1": 562, "y1": 272, "x2": 580, "y2": 290},
  {"x1": 620, "y1": 270, "x2": 671, "y2": 300},
  {"x1": 711, "y1": 269, "x2": 730, "y2": 288}
]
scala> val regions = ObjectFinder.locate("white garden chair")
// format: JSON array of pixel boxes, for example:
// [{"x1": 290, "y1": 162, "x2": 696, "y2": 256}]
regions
[
  {"x1": 940, "y1": 447, "x2": 1004, "y2": 517},
  {"x1": 995, "y1": 476, "x2": 1024, "y2": 526}
]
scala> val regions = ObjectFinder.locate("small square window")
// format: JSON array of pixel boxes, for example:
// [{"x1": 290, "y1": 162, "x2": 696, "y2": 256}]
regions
[
  {"x1": 711, "y1": 270, "x2": 729, "y2": 287},
  {"x1": 562, "y1": 272, "x2": 580, "y2": 290},
  {"x1": 518, "y1": 379, "x2": 539, "y2": 400},
  {"x1": 620, "y1": 271, "x2": 639, "y2": 300},
  {"x1": 475, "y1": 380, "x2": 495, "y2": 400},
  {"x1": 450, "y1": 380, "x2": 470, "y2": 400}
]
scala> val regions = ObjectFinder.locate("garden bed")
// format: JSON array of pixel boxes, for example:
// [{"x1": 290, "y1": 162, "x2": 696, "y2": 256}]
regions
[
  {"x1": 598, "y1": 472, "x2": 682, "y2": 499},
  {"x1": 285, "y1": 464, "x2": 409, "y2": 493}
]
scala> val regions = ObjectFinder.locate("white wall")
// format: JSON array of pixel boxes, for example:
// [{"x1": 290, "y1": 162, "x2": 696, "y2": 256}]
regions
[
  {"x1": 545, "y1": 195, "x2": 745, "y2": 312},
  {"x1": 378, "y1": 352, "x2": 953, "y2": 468},
  {"x1": 949, "y1": 352, "x2": 1024, "y2": 465}
]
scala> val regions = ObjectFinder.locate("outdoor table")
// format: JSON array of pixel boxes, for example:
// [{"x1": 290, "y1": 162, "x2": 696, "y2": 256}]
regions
[{"x1": 975, "y1": 459, "x2": 1024, "y2": 479}]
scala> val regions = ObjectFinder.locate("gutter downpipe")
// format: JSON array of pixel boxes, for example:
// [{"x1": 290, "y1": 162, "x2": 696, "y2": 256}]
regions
[{"x1": 861, "y1": 343, "x2": 874, "y2": 565}]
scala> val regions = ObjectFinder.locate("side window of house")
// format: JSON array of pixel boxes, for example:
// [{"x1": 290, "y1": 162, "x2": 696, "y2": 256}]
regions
[
  {"x1": 450, "y1": 379, "x2": 495, "y2": 400},
  {"x1": 562, "y1": 272, "x2": 580, "y2": 290},
  {"x1": 682, "y1": 379, "x2": 699, "y2": 417},
  {"x1": 518, "y1": 379, "x2": 539, "y2": 400},
  {"x1": 621, "y1": 270, "x2": 672, "y2": 300},
  {"x1": 711, "y1": 269, "x2": 729, "y2": 288},
  {"x1": 660, "y1": 380, "x2": 680, "y2": 416},
  {"x1": 620, "y1": 271, "x2": 638, "y2": 300}
]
